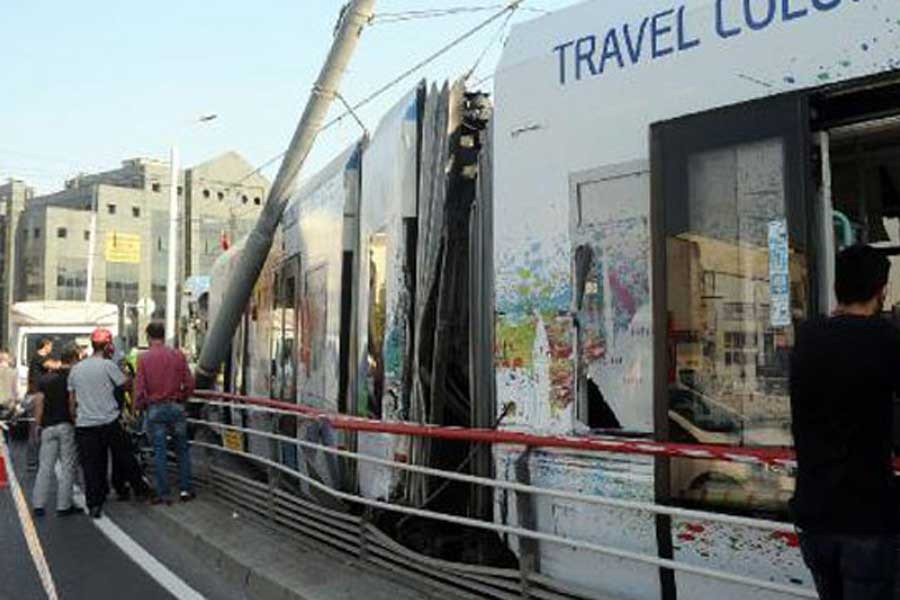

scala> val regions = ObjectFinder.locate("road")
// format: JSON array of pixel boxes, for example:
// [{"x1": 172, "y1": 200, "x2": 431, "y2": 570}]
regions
[{"x1": 0, "y1": 435, "x2": 239, "y2": 600}]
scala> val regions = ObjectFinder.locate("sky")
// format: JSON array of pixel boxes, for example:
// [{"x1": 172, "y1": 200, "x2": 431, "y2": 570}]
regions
[{"x1": 0, "y1": 1, "x2": 580, "y2": 194}]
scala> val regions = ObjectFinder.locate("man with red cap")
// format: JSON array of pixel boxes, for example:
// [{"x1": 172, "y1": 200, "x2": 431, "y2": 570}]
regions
[{"x1": 68, "y1": 328, "x2": 148, "y2": 518}]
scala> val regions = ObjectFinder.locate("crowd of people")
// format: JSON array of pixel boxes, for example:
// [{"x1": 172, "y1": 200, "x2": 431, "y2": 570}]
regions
[{"x1": 0, "y1": 321, "x2": 195, "y2": 519}]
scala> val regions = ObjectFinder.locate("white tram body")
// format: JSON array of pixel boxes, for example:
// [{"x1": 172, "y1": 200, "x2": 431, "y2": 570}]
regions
[{"x1": 215, "y1": 1, "x2": 900, "y2": 598}]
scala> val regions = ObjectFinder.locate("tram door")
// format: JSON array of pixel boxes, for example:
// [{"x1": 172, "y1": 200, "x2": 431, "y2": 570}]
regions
[{"x1": 652, "y1": 95, "x2": 813, "y2": 513}]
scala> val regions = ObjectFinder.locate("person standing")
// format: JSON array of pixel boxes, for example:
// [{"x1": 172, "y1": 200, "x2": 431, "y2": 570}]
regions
[
  {"x1": 69, "y1": 328, "x2": 147, "y2": 518},
  {"x1": 0, "y1": 351, "x2": 20, "y2": 421},
  {"x1": 26, "y1": 338, "x2": 57, "y2": 471},
  {"x1": 790, "y1": 244, "x2": 899, "y2": 600},
  {"x1": 32, "y1": 345, "x2": 81, "y2": 517},
  {"x1": 135, "y1": 321, "x2": 195, "y2": 503}
]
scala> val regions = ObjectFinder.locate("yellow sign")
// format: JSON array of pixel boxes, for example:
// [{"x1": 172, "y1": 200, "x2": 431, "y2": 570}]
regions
[
  {"x1": 223, "y1": 430, "x2": 244, "y2": 452},
  {"x1": 105, "y1": 232, "x2": 141, "y2": 263}
]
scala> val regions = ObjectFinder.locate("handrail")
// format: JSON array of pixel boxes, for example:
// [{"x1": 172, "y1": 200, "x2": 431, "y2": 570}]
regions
[
  {"x1": 188, "y1": 410, "x2": 795, "y2": 533},
  {"x1": 187, "y1": 396, "x2": 818, "y2": 598},
  {"x1": 194, "y1": 390, "x2": 900, "y2": 473}
]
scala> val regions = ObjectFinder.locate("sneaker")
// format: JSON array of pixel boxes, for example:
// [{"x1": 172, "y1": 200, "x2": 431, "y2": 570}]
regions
[
  {"x1": 33, "y1": 507, "x2": 45, "y2": 517},
  {"x1": 150, "y1": 496, "x2": 172, "y2": 506},
  {"x1": 179, "y1": 491, "x2": 196, "y2": 503},
  {"x1": 88, "y1": 506, "x2": 103, "y2": 519},
  {"x1": 57, "y1": 507, "x2": 84, "y2": 517}
]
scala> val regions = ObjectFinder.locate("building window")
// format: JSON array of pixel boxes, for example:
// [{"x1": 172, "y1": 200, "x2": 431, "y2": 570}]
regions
[
  {"x1": 84, "y1": 230, "x2": 90, "y2": 241},
  {"x1": 132, "y1": 206, "x2": 141, "y2": 218},
  {"x1": 217, "y1": 191, "x2": 224, "y2": 201},
  {"x1": 57, "y1": 227, "x2": 67, "y2": 239},
  {"x1": 203, "y1": 189, "x2": 211, "y2": 199},
  {"x1": 107, "y1": 204, "x2": 116, "y2": 215},
  {"x1": 177, "y1": 186, "x2": 183, "y2": 196},
  {"x1": 151, "y1": 182, "x2": 161, "y2": 193},
  {"x1": 34, "y1": 228, "x2": 40, "y2": 239},
  {"x1": 241, "y1": 195, "x2": 248, "y2": 205},
  {"x1": 106, "y1": 262, "x2": 139, "y2": 306},
  {"x1": 57, "y1": 259, "x2": 87, "y2": 301},
  {"x1": 254, "y1": 197, "x2": 261, "y2": 206},
  {"x1": 157, "y1": 237, "x2": 163, "y2": 252}
]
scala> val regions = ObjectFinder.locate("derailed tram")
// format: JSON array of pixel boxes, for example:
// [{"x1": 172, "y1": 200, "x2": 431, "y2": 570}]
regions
[{"x1": 204, "y1": 1, "x2": 900, "y2": 598}]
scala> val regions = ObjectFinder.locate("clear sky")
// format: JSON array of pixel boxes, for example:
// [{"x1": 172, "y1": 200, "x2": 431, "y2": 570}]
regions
[{"x1": 1, "y1": 1, "x2": 579, "y2": 194}]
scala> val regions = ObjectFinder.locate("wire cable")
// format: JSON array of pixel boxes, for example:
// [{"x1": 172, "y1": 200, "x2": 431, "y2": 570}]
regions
[{"x1": 235, "y1": 0, "x2": 525, "y2": 187}]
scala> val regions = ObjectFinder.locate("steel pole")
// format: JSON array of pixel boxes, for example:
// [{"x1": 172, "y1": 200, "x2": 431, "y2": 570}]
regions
[
  {"x1": 165, "y1": 145, "x2": 179, "y2": 345},
  {"x1": 196, "y1": 0, "x2": 376, "y2": 387},
  {"x1": 84, "y1": 188, "x2": 98, "y2": 303}
]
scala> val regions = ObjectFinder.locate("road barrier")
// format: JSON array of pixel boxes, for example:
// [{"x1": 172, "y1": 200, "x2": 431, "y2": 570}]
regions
[{"x1": 188, "y1": 391, "x2": 828, "y2": 599}]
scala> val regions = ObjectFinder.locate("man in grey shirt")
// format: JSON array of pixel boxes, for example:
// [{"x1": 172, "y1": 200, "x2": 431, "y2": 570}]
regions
[{"x1": 69, "y1": 328, "x2": 146, "y2": 517}]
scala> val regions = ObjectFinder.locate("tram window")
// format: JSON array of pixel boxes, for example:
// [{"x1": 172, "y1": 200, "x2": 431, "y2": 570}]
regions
[
  {"x1": 656, "y1": 95, "x2": 811, "y2": 515},
  {"x1": 363, "y1": 233, "x2": 388, "y2": 420},
  {"x1": 666, "y1": 138, "x2": 803, "y2": 448}
]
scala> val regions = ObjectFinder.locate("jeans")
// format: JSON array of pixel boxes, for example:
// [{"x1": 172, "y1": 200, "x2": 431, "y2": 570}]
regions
[
  {"x1": 32, "y1": 423, "x2": 76, "y2": 511},
  {"x1": 147, "y1": 403, "x2": 192, "y2": 498},
  {"x1": 799, "y1": 531, "x2": 897, "y2": 600}
]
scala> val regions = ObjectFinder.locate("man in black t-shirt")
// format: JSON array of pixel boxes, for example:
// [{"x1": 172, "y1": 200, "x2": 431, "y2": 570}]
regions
[
  {"x1": 31, "y1": 345, "x2": 81, "y2": 516},
  {"x1": 790, "y1": 245, "x2": 898, "y2": 600},
  {"x1": 27, "y1": 337, "x2": 54, "y2": 394}
]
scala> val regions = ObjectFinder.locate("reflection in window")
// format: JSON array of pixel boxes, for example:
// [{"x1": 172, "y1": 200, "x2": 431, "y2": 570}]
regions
[{"x1": 666, "y1": 138, "x2": 806, "y2": 513}]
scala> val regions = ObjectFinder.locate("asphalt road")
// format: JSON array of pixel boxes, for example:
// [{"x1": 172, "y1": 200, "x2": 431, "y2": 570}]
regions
[{"x1": 1, "y1": 436, "x2": 241, "y2": 600}]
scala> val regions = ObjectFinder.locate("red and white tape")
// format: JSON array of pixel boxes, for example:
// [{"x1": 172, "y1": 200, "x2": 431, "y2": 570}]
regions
[{"x1": 194, "y1": 390, "x2": 900, "y2": 473}]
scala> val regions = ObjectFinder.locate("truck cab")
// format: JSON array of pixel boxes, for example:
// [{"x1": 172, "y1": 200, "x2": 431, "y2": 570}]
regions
[{"x1": 9, "y1": 301, "x2": 119, "y2": 394}]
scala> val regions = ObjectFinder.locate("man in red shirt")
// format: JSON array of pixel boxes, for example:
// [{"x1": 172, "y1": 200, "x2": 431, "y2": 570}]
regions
[{"x1": 135, "y1": 321, "x2": 195, "y2": 503}]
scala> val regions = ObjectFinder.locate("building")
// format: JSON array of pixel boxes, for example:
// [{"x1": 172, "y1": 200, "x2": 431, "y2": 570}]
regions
[
  {"x1": 12, "y1": 152, "x2": 267, "y2": 348},
  {"x1": 0, "y1": 179, "x2": 34, "y2": 350}
]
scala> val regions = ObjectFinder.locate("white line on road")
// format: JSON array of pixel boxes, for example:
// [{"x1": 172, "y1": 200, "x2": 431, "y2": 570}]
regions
[
  {"x1": 0, "y1": 432, "x2": 59, "y2": 600},
  {"x1": 73, "y1": 487, "x2": 205, "y2": 600}
]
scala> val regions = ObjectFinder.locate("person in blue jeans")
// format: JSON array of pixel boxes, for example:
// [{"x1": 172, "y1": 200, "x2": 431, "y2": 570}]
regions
[{"x1": 134, "y1": 322, "x2": 195, "y2": 504}]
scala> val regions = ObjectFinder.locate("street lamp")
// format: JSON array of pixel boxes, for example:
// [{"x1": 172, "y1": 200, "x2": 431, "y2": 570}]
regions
[{"x1": 165, "y1": 114, "x2": 218, "y2": 346}]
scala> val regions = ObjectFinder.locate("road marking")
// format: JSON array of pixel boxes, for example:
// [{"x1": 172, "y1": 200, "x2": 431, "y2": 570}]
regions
[
  {"x1": 0, "y1": 431, "x2": 59, "y2": 600},
  {"x1": 73, "y1": 487, "x2": 205, "y2": 600}
]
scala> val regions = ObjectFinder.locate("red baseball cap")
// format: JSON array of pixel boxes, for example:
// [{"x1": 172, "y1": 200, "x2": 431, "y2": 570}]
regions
[{"x1": 91, "y1": 328, "x2": 113, "y2": 345}]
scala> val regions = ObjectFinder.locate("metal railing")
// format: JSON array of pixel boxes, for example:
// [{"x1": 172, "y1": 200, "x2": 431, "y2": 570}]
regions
[{"x1": 187, "y1": 392, "x2": 817, "y2": 599}]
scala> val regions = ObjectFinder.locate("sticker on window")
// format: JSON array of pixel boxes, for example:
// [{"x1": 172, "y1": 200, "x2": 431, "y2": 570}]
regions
[{"x1": 768, "y1": 219, "x2": 791, "y2": 327}]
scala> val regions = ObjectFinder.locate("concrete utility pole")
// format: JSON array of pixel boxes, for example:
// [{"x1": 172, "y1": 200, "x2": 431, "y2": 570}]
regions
[{"x1": 196, "y1": 0, "x2": 376, "y2": 387}]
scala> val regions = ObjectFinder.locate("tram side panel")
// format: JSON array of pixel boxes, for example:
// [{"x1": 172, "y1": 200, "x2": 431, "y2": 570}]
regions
[
  {"x1": 282, "y1": 143, "x2": 362, "y2": 491},
  {"x1": 492, "y1": 0, "x2": 899, "y2": 597},
  {"x1": 356, "y1": 87, "x2": 422, "y2": 500}
]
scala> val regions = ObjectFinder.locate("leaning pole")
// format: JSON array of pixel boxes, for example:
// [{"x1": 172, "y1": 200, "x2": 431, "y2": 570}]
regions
[{"x1": 195, "y1": 0, "x2": 377, "y2": 388}]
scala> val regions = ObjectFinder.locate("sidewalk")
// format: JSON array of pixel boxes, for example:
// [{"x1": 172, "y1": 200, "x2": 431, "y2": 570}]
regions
[{"x1": 106, "y1": 495, "x2": 434, "y2": 600}]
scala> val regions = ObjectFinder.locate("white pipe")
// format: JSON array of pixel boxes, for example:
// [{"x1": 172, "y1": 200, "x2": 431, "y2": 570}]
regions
[
  {"x1": 165, "y1": 145, "x2": 179, "y2": 345},
  {"x1": 819, "y1": 131, "x2": 837, "y2": 313},
  {"x1": 84, "y1": 190, "x2": 98, "y2": 302},
  {"x1": 192, "y1": 440, "x2": 816, "y2": 598}
]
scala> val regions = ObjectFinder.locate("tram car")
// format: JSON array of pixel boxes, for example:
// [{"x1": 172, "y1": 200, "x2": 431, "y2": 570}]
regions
[{"x1": 207, "y1": 1, "x2": 900, "y2": 598}]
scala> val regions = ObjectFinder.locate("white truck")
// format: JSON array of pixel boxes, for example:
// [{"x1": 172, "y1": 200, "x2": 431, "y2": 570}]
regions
[{"x1": 9, "y1": 301, "x2": 119, "y2": 395}]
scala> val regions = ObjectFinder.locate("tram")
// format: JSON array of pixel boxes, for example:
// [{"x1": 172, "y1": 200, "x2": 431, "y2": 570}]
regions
[{"x1": 206, "y1": 1, "x2": 900, "y2": 598}]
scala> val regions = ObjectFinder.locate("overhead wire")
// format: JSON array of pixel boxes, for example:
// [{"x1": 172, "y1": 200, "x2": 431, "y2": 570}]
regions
[{"x1": 234, "y1": 0, "x2": 526, "y2": 188}]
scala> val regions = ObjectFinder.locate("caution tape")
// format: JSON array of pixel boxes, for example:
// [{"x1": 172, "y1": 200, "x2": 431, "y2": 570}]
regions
[{"x1": 194, "y1": 390, "x2": 900, "y2": 473}]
